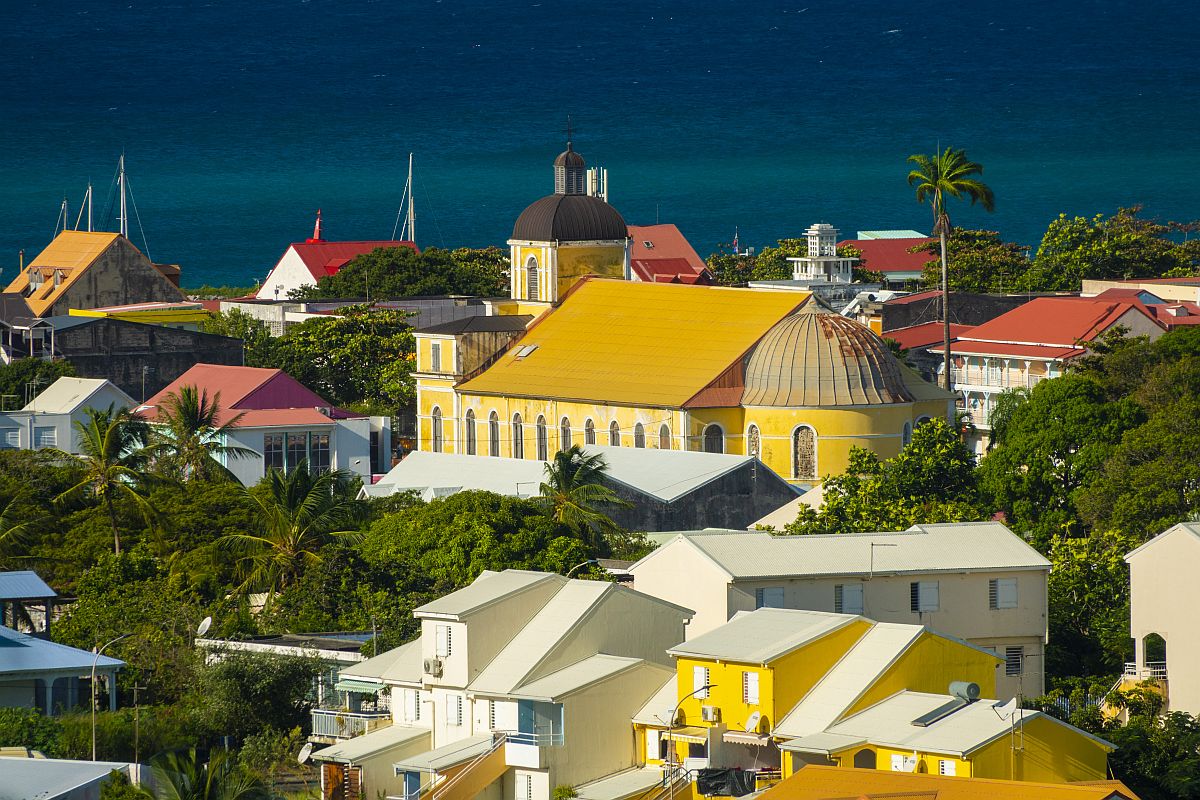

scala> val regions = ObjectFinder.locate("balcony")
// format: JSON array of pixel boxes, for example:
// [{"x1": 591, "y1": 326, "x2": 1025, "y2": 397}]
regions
[
  {"x1": 951, "y1": 368, "x2": 1049, "y2": 391},
  {"x1": 1124, "y1": 662, "x2": 1168, "y2": 681},
  {"x1": 310, "y1": 708, "x2": 392, "y2": 741},
  {"x1": 505, "y1": 730, "x2": 564, "y2": 747}
]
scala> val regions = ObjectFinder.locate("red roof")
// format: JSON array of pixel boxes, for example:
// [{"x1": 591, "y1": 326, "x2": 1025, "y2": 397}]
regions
[
  {"x1": 960, "y1": 297, "x2": 1153, "y2": 348},
  {"x1": 883, "y1": 321, "x2": 974, "y2": 350},
  {"x1": 839, "y1": 237, "x2": 935, "y2": 274},
  {"x1": 930, "y1": 340, "x2": 1085, "y2": 360},
  {"x1": 290, "y1": 240, "x2": 418, "y2": 282},
  {"x1": 141, "y1": 363, "x2": 362, "y2": 426},
  {"x1": 1091, "y1": 288, "x2": 1200, "y2": 328},
  {"x1": 627, "y1": 224, "x2": 712, "y2": 282},
  {"x1": 884, "y1": 289, "x2": 942, "y2": 306}
]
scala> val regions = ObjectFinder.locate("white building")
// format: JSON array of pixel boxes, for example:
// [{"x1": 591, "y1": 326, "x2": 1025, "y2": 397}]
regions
[
  {"x1": 310, "y1": 569, "x2": 692, "y2": 800},
  {"x1": 0, "y1": 377, "x2": 135, "y2": 454},
  {"x1": 788, "y1": 223, "x2": 856, "y2": 283},
  {"x1": 627, "y1": 523, "x2": 1050, "y2": 699}
]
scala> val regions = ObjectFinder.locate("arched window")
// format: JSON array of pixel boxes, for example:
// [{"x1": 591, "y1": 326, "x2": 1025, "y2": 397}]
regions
[
  {"x1": 560, "y1": 417, "x2": 572, "y2": 451},
  {"x1": 536, "y1": 415, "x2": 548, "y2": 460},
  {"x1": 902, "y1": 421, "x2": 913, "y2": 446},
  {"x1": 793, "y1": 426, "x2": 817, "y2": 480},
  {"x1": 512, "y1": 414, "x2": 524, "y2": 459},
  {"x1": 489, "y1": 411, "x2": 500, "y2": 457},
  {"x1": 526, "y1": 256, "x2": 539, "y2": 301},
  {"x1": 584, "y1": 419, "x2": 596, "y2": 445},
  {"x1": 431, "y1": 407, "x2": 443, "y2": 453},
  {"x1": 853, "y1": 749, "x2": 877, "y2": 770},
  {"x1": 703, "y1": 424, "x2": 724, "y2": 454},
  {"x1": 747, "y1": 424, "x2": 761, "y2": 458},
  {"x1": 609, "y1": 421, "x2": 621, "y2": 447},
  {"x1": 916, "y1": 415, "x2": 931, "y2": 427},
  {"x1": 658, "y1": 424, "x2": 671, "y2": 450},
  {"x1": 634, "y1": 422, "x2": 646, "y2": 448},
  {"x1": 464, "y1": 409, "x2": 476, "y2": 456}
]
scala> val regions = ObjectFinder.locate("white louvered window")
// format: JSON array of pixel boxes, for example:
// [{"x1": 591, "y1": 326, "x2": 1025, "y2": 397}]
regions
[
  {"x1": 910, "y1": 581, "x2": 939, "y2": 613},
  {"x1": 742, "y1": 671, "x2": 759, "y2": 705},
  {"x1": 755, "y1": 587, "x2": 785, "y2": 609},
  {"x1": 1005, "y1": 646, "x2": 1024, "y2": 677},
  {"x1": 435, "y1": 625, "x2": 452, "y2": 657},
  {"x1": 410, "y1": 690, "x2": 422, "y2": 722},
  {"x1": 989, "y1": 578, "x2": 1018, "y2": 610},
  {"x1": 0, "y1": 428, "x2": 17, "y2": 449},
  {"x1": 430, "y1": 342, "x2": 441, "y2": 372},
  {"x1": 517, "y1": 774, "x2": 533, "y2": 800},
  {"x1": 445, "y1": 694, "x2": 463, "y2": 726},
  {"x1": 834, "y1": 583, "x2": 864, "y2": 615},
  {"x1": 939, "y1": 759, "x2": 957, "y2": 776},
  {"x1": 693, "y1": 666, "x2": 710, "y2": 698},
  {"x1": 33, "y1": 427, "x2": 56, "y2": 449}
]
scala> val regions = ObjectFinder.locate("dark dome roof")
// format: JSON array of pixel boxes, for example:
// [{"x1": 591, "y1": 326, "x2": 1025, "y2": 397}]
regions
[
  {"x1": 554, "y1": 147, "x2": 586, "y2": 168},
  {"x1": 512, "y1": 194, "x2": 629, "y2": 242}
]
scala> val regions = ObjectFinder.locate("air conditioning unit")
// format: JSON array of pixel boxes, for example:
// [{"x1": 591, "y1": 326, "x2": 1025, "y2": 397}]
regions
[
  {"x1": 423, "y1": 657, "x2": 443, "y2": 677},
  {"x1": 701, "y1": 705, "x2": 721, "y2": 723}
]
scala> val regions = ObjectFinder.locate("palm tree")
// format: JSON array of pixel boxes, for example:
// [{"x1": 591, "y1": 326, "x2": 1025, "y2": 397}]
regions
[
  {"x1": 144, "y1": 748, "x2": 270, "y2": 800},
  {"x1": 0, "y1": 496, "x2": 38, "y2": 570},
  {"x1": 52, "y1": 405, "x2": 153, "y2": 555},
  {"x1": 907, "y1": 147, "x2": 995, "y2": 390},
  {"x1": 221, "y1": 461, "x2": 365, "y2": 593},
  {"x1": 539, "y1": 445, "x2": 630, "y2": 547},
  {"x1": 148, "y1": 385, "x2": 256, "y2": 481}
]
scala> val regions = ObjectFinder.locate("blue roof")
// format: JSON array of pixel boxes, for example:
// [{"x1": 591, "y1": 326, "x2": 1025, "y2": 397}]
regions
[
  {"x1": 0, "y1": 626, "x2": 123, "y2": 675},
  {"x1": 0, "y1": 571, "x2": 55, "y2": 601}
]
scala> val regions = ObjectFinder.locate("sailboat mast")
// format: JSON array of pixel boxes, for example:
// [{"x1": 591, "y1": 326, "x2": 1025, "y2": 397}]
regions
[
  {"x1": 118, "y1": 155, "x2": 128, "y2": 238},
  {"x1": 405, "y1": 153, "x2": 415, "y2": 243},
  {"x1": 87, "y1": 183, "x2": 93, "y2": 232}
]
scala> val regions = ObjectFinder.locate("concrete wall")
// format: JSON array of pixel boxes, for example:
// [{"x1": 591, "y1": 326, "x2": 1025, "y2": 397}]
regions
[
  {"x1": 881, "y1": 293, "x2": 1043, "y2": 332},
  {"x1": 51, "y1": 237, "x2": 185, "y2": 316},
  {"x1": 628, "y1": 539, "x2": 735, "y2": 642}
]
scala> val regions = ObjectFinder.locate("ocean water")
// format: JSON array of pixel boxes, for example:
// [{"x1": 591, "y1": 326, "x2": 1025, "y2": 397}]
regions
[{"x1": 2, "y1": 0, "x2": 1199, "y2": 287}]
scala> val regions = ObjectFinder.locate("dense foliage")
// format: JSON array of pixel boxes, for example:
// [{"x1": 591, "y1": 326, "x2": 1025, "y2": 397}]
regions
[{"x1": 291, "y1": 245, "x2": 509, "y2": 299}]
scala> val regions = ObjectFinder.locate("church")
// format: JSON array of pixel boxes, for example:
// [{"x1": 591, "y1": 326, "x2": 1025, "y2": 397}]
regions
[{"x1": 412, "y1": 142, "x2": 954, "y2": 486}]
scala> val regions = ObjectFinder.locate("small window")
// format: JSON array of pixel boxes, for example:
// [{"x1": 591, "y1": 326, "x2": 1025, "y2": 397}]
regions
[
  {"x1": 435, "y1": 624, "x2": 452, "y2": 657},
  {"x1": 742, "y1": 671, "x2": 760, "y2": 705},
  {"x1": 286, "y1": 432, "x2": 306, "y2": 470},
  {"x1": 489, "y1": 411, "x2": 500, "y2": 457},
  {"x1": 584, "y1": 419, "x2": 596, "y2": 445},
  {"x1": 526, "y1": 256, "x2": 539, "y2": 301},
  {"x1": 33, "y1": 426, "x2": 57, "y2": 449},
  {"x1": 634, "y1": 422, "x2": 646, "y2": 448},
  {"x1": 309, "y1": 432, "x2": 330, "y2": 473},
  {"x1": 755, "y1": 587, "x2": 785, "y2": 609},
  {"x1": 703, "y1": 424, "x2": 724, "y2": 454},
  {"x1": 488, "y1": 700, "x2": 497, "y2": 730},
  {"x1": 560, "y1": 417, "x2": 572, "y2": 451},
  {"x1": 747, "y1": 424, "x2": 760, "y2": 458},
  {"x1": 446, "y1": 694, "x2": 464, "y2": 726},
  {"x1": 793, "y1": 426, "x2": 817, "y2": 480},
  {"x1": 536, "y1": 415, "x2": 548, "y2": 460},
  {"x1": 465, "y1": 410, "x2": 477, "y2": 456},
  {"x1": 1005, "y1": 646, "x2": 1024, "y2": 676},
  {"x1": 512, "y1": 414, "x2": 524, "y2": 458},
  {"x1": 0, "y1": 429, "x2": 17, "y2": 449},
  {"x1": 659, "y1": 424, "x2": 671, "y2": 450},
  {"x1": 431, "y1": 407, "x2": 443, "y2": 453},
  {"x1": 264, "y1": 433, "x2": 284, "y2": 473},
  {"x1": 609, "y1": 421, "x2": 620, "y2": 447},
  {"x1": 910, "y1": 581, "x2": 939, "y2": 613},
  {"x1": 938, "y1": 759, "x2": 956, "y2": 776},
  {"x1": 693, "y1": 665, "x2": 710, "y2": 698},
  {"x1": 902, "y1": 421, "x2": 913, "y2": 446},
  {"x1": 430, "y1": 342, "x2": 442, "y2": 372},
  {"x1": 989, "y1": 578, "x2": 1018, "y2": 610},
  {"x1": 834, "y1": 583, "x2": 864, "y2": 615}
]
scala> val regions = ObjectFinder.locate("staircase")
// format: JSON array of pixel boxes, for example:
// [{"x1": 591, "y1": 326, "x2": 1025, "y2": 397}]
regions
[
  {"x1": 637, "y1": 765, "x2": 692, "y2": 800},
  {"x1": 431, "y1": 733, "x2": 508, "y2": 800}
]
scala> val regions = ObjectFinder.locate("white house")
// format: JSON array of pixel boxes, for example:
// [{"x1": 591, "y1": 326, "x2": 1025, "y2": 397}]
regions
[
  {"x1": 627, "y1": 523, "x2": 1050, "y2": 699},
  {"x1": 310, "y1": 569, "x2": 693, "y2": 800},
  {"x1": 0, "y1": 377, "x2": 135, "y2": 454},
  {"x1": 140, "y1": 363, "x2": 391, "y2": 484}
]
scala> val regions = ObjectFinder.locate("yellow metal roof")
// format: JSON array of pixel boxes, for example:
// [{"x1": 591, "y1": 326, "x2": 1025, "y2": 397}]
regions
[
  {"x1": 761, "y1": 765, "x2": 1140, "y2": 800},
  {"x1": 5, "y1": 232, "x2": 120, "y2": 316},
  {"x1": 458, "y1": 279, "x2": 807, "y2": 407}
]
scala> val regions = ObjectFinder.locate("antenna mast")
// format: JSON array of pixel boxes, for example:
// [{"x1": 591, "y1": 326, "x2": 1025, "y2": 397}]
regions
[{"x1": 117, "y1": 155, "x2": 128, "y2": 238}]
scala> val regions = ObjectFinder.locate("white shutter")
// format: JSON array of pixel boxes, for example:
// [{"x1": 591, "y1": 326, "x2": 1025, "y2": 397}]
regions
[
  {"x1": 435, "y1": 625, "x2": 451, "y2": 657},
  {"x1": 742, "y1": 671, "x2": 759, "y2": 705},
  {"x1": 693, "y1": 665, "x2": 709, "y2": 698},
  {"x1": 646, "y1": 729, "x2": 661, "y2": 761},
  {"x1": 917, "y1": 581, "x2": 939, "y2": 612},
  {"x1": 890, "y1": 754, "x2": 905, "y2": 771},
  {"x1": 992, "y1": 578, "x2": 1017, "y2": 609},
  {"x1": 410, "y1": 690, "x2": 421, "y2": 722},
  {"x1": 755, "y1": 586, "x2": 785, "y2": 608},
  {"x1": 939, "y1": 759, "x2": 957, "y2": 776},
  {"x1": 842, "y1": 583, "x2": 864, "y2": 615}
]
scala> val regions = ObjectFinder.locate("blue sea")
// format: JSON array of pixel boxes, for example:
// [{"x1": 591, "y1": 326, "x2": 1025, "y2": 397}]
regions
[{"x1": 2, "y1": 0, "x2": 1198, "y2": 287}]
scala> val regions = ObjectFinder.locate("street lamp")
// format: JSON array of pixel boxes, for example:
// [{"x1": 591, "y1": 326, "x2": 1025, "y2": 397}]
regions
[
  {"x1": 92, "y1": 633, "x2": 131, "y2": 761},
  {"x1": 566, "y1": 559, "x2": 599, "y2": 579},
  {"x1": 666, "y1": 683, "x2": 716, "y2": 800}
]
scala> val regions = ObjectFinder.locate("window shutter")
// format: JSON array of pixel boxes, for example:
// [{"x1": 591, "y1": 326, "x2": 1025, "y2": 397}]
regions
[
  {"x1": 910, "y1": 582, "x2": 920, "y2": 613},
  {"x1": 999, "y1": 578, "x2": 1017, "y2": 609},
  {"x1": 411, "y1": 690, "x2": 421, "y2": 721},
  {"x1": 489, "y1": 700, "x2": 497, "y2": 730},
  {"x1": 989, "y1": 579, "x2": 999, "y2": 610},
  {"x1": 914, "y1": 581, "x2": 939, "y2": 612},
  {"x1": 843, "y1": 583, "x2": 864, "y2": 615},
  {"x1": 435, "y1": 625, "x2": 451, "y2": 657},
  {"x1": 834, "y1": 585, "x2": 844, "y2": 614},
  {"x1": 939, "y1": 759, "x2": 956, "y2": 776},
  {"x1": 693, "y1": 665, "x2": 709, "y2": 698},
  {"x1": 742, "y1": 671, "x2": 759, "y2": 705},
  {"x1": 1005, "y1": 646, "x2": 1024, "y2": 676},
  {"x1": 756, "y1": 587, "x2": 784, "y2": 609}
]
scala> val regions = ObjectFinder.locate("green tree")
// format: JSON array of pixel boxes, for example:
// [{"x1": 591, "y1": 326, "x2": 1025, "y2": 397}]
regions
[
  {"x1": 1107, "y1": 711, "x2": 1200, "y2": 799},
  {"x1": 907, "y1": 147, "x2": 995, "y2": 389},
  {"x1": 200, "y1": 309, "x2": 276, "y2": 368},
  {"x1": 913, "y1": 229, "x2": 1031, "y2": 293},
  {"x1": 147, "y1": 387, "x2": 256, "y2": 482},
  {"x1": 0, "y1": 358, "x2": 75, "y2": 406},
  {"x1": 222, "y1": 463, "x2": 366, "y2": 594},
  {"x1": 539, "y1": 446, "x2": 629, "y2": 547},
  {"x1": 52, "y1": 406, "x2": 154, "y2": 555},
  {"x1": 99, "y1": 770, "x2": 148, "y2": 800},
  {"x1": 293, "y1": 245, "x2": 509, "y2": 300},
  {"x1": 783, "y1": 418, "x2": 985, "y2": 535},
  {"x1": 0, "y1": 707, "x2": 64, "y2": 756},
  {"x1": 144, "y1": 748, "x2": 270, "y2": 800},
  {"x1": 705, "y1": 243, "x2": 758, "y2": 286},
  {"x1": 191, "y1": 651, "x2": 321, "y2": 741},
  {"x1": 1023, "y1": 206, "x2": 1200, "y2": 292}
]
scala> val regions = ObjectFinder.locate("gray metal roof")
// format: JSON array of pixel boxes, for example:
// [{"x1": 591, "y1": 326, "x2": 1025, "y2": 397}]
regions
[
  {"x1": 632, "y1": 674, "x2": 677, "y2": 725},
  {"x1": 22, "y1": 378, "x2": 134, "y2": 414},
  {"x1": 506, "y1": 654, "x2": 659, "y2": 702},
  {"x1": 668, "y1": 608, "x2": 859, "y2": 664},
  {"x1": 635, "y1": 522, "x2": 1049, "y2": 579},
  {"x1": 415, "y1": 315, "x2": 532, "y2": 335},
  {"x1": 0, "y1": 625, "x2": 123, "y2": 675},
  {"x1": 576, "y1": 767, "x2": 665, "y2": 800},
  {"x1": 0, "y1": 757, "x2": 133, "y2": 800},
  {"x1": 339, "y1": 639, "x2": 422, "y2": 685},
  {"x1": 313, "y1": 724, "x2": 428, "y2": 764},
  {"x1": 414, "y1": 570, "x2": 562, "y2": 619},
  {"x1": 512, "y1": 194, "x2": 628, "y2": 242},
  {"x1": 393, "y1": 734, "x2": 492, "y2": 772},
  {"x1": 0, "y1": 571, "x2": 55, "y2": 601}
]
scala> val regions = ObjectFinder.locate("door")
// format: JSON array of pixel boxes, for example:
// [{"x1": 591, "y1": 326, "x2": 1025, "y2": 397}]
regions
[{"x1": 322, "y1": 763, "x2": 345, "y2": 800}]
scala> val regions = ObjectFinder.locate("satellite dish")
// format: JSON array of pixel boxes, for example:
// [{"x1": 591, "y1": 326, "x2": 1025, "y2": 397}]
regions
[
  {"x1": 297, "y1": 742, "x2": 313, "y2": 764},
  {"x1": 994, "y1": 698, "x2": 1019, "y2": 719},
  {"x1": 196, "y1": 616, "x2": 212, "y2": 637},
  {"x1": 745, "y1": 711, "x2": 762, "y2": 733}
]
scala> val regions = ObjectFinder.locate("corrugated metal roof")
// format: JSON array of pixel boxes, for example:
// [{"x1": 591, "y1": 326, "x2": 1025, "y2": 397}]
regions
[
  {"x1": 0, "y1": 571, "x2": 55, "y2": 600},
  {"x1": 930, "y1": 340, "x2": 1084, "y2": 360},
  {"x1": 290, "y1": 240, "x2": 417, "y2": 282},
  {"x1": 458, "y1": 280, "x2": 806, "y2": 407},
  {"x1": 637, "y1": 523, "x2": 1049, "y2": 579},
  {"x1": 773, "y1": 623, "x2": 924, "y2": 738},
  {"x1": 884, "y1": 322, "x2": 975, "y2": 351},
  {"x1": 576, "y1": 766, "x2": 666, "y2": 800},
  {"x1": 667, "y1": 608, "x2": 861, "y2": 664},
  {"x1": 856, "y1": 230, "x2": 928, "y2": 240},
  {"x1": 340, "y1": 639, "x2": 422, "y2": 685},
  {"x1": 763, "y1": 765, "x2": 1139, "y2": 799},
  {"x1": 0, "y1": 757, "x2": 134, "y2": 800},
  {"x1": 392, "y1": 734, "x2": 491, "y2": 772},
  {"x1": 506, "y1": 654, "x2": 661, "y2": 701},
  {"x1": 838, "y1": 237, "x2": 935, "y2": 274},
  {"x1": 313, "y1": 724, "x2": 428, "y2": 764},
  {"x1": 632, "y1": 675, "x2": 677, "y2": 725},
  {"x1": 962, "y1": 297, "x2": 1145, "y2": 348},
  {"x1": 414, "y1": 570, "x2": 562, "y2": 619},
  {"x1": 0, "y1": 625, "x2": 123, "y2": 674},
  {"x1": 22, "y1": 378, "x2": 133, "y2": 414},
  {"x1": 512, "y1": 194, "x2": 628, "y2": 242}
]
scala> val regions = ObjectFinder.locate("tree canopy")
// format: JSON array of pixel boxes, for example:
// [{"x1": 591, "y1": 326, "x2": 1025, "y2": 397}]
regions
[
  {"x1": 291, "y1": 245, "x2": 509, "y2": 300},
  {"x1": 915, "y1": 229, "x2": 1031, "y2": 293}
]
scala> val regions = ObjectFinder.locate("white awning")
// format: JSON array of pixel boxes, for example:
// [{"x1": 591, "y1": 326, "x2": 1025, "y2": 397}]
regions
[
  {"x1": 661, "y1": 726, "x2": 708, "y2": 745},
  {"x1": 722, "y1": 731, "x2": 774, "y2": 747}
]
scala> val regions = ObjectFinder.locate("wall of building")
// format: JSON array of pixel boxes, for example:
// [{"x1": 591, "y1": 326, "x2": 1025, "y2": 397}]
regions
[
  {"x1": 844, "y1": 633, "x2": 999, "y2": 715},
  {"x1": 628, "y1": 539, "x2": 734, "y2": 639},
  {"x1": 554, "y1": 244, "x2": 626, "y2": 301},
  {"x1": 53, "y1": 237, "x2": 185, "y2": 315},
  {"x1": 969, "y1": 715, "x2": 1109, "y2": 782}
]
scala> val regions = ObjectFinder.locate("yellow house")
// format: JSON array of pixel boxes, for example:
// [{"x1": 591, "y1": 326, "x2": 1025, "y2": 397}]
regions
[{"x1": 413, "y1": 278, "x2": 954, "y2": 487}]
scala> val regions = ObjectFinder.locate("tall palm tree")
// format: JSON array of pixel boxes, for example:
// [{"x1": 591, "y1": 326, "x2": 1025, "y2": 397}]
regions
[
  {"x1": 0, "y1": 496, "x2": 38, "y2": 570},
  {"x1": 539, "y1": 445, "x2": 630, "y2": 547},
  {"x1": 221, "y1": 461, "x2": 365, "y2": 593},
  {"x1": 52, "y1": 405, "x2": 153, "y2": 555},
  {"x1": 907, "y1": 147, "x2": 995, "y2": 390},
  {"x1": 144, "y1": 748, "x2": 270, "y2": 800},
  {"x1": 148, "y1": 385, "x2": 256, "y2": 481}
]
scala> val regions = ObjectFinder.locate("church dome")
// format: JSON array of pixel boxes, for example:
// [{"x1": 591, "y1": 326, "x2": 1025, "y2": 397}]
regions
[
  {"x1": 512, "y1": 194, "x2": 629, "y2": 242},
  {"x1": 554, "y1": 147, "x2": 586, "y2": 168},
  {"x1": 742, "y1": 303, "x2": 913, "y2": 407}
]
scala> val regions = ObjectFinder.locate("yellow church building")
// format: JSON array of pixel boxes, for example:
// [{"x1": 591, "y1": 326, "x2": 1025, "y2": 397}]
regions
[{"x1": 412, "y1": 142, "x2": 954, "y2": 486}]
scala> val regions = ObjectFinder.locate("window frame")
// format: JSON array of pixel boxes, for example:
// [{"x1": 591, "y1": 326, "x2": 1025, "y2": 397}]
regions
[
  {"x1": 584, "y1": 419, "x2": 595, "y2": 445},
  {"x1": 834, "y1": 583, "x2": 864, "y2": 615},
  {"x1": 910, "y1": 581, "x2": 939, "y2": 613},
  {"x1": 431, "y1": 407, "x2": 443, "y2": 453},
  {"x1": 755, "y1": 586, "x2": 785, "y2": 609},
  {"x1": 535, "y1": 415, "x2": 548, "y2": 461},
  {"x1": 693, "y1": 665, "x2": 710, "y2": 698},
  {"x1": 989, "y1": 577, "x2": 1018, "y2": 610},
  {"x1": 489, "y1": 411, "x2": 500, "y2": 457},
  {"x1": 464, "y1": 409, "x2": 476, "y2": 456},
  {"x1": 702, "y1": 423, "x2": 724, "y2": 454},
  {"x1": 634, "y1": 422, "x2": 646, "y2": 448},
  {"x1": 1005, "y1": 646, "x2": 1024, "y2": 676},
  {"x1": 512, "y1": 414, "x2": 524, "y2": 458},
  {"x1": 742, "y1": 671, "x2": 760, "y2": 705},
  {"x1": 608, "y1": 421, "x2": 620, "y2": 447}
]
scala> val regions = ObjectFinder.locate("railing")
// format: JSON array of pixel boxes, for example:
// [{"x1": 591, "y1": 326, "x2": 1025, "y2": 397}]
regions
[
  {"x1": 430, "y1": 732, "x2": 507, "y2": 800},
  {"x1": 1124, "y1": 662, "x2": 1168, "y2": 680},
  {"x1": 310, "y1": 709, "x2": 392, "y2": 740},
  {"x1": 951, "y1": 368, "x2": 1049, "y2": 390},
  {"x1": 504, "y1": 730, "x2": 564, "y2": 747}
]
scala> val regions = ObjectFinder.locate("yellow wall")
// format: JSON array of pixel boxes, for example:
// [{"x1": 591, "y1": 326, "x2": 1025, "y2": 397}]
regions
[
  {"x1": 831, "y1": 745, "x2": 973, "y2": 778},
  {"x1": 844, "y1": 633, "x2": 1000, "y2": 717},
  {"x1": 769, "y1": 621, "x2": 873, "y2": 721},
  {"x1": 968, "y1": 716, "x2": 1109, "y2": 783},
  {"x1": 556, "y1": 244, "x2": 625, "y2": 300}
]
